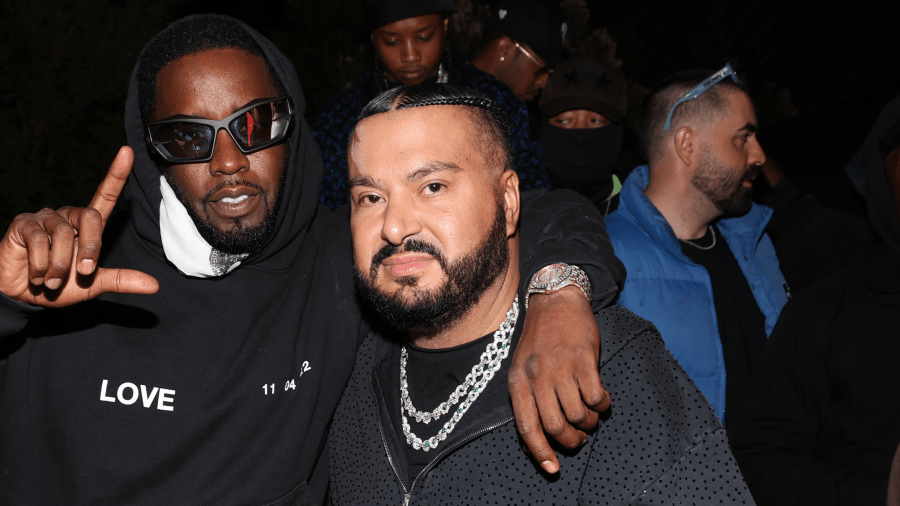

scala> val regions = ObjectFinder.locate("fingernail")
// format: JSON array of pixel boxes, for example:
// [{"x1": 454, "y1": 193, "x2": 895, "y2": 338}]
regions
[
  {"x1": 45, "y1": 278, "x2": 62, "y2": 290},
  {"x1": 81, "y1": 259, "x2": 94, "y2": 274},
  {"x1": 581, "y1": 438, "x2": 588, "y2": 446},
  {"x1": 541, "y1": 461, "x2": 558, "y2": 474},
  {"x1": 31, "y1": 277, "x2": 43, "y2": 286}
]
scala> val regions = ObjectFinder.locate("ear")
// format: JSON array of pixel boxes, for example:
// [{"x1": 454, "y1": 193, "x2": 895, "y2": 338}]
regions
[
  {"x1": 499, "y1": 170, "x2": 521, "y2": 237},
  {"x1": 443, "y1": 16, "x2": 449, "y2": 33},
  {"x1": 673, "y1": 126, "x2": 697, "y2": 167},
  {"x1": 496, "y1": 36, "x2": 516, "y2": 62}
]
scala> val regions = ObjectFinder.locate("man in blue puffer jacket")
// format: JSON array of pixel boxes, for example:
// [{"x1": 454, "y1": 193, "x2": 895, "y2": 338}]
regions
[{"x1": 605, "y1": 65, "x2": 789, "y2": 427}]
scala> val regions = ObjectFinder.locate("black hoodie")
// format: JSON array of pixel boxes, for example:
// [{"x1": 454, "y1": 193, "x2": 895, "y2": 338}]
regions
[
  {"x1": 0, "y1": 15, "x2": 624, "y2": 506},
  {"x1": 730, "y1": 94, "x2": 900, "y2": 505}
]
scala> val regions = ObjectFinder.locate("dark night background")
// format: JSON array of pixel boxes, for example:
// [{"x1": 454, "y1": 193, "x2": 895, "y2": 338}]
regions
[{"x1": 1, "y1": 0, "x2": 896, "y2": 229}]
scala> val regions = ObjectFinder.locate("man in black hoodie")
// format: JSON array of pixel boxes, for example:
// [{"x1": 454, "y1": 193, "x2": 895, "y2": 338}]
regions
[
  {"x1": 0, "y1": 15, "x2": 625, "y2": 506},
  {"x1": 730, "y1": 93, "x2": 900, "y2": 505}
]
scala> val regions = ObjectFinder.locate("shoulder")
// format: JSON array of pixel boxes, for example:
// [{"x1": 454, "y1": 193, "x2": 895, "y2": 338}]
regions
[
  {"x1": 456, "y1": 63, "x2": 523, "y2": 113},
  {"x1": 311, "y1": 74, "x2": 372, "y2": 132},
  {"x1": 594, "y1": 305, "x2": 662, "y2": 363}
]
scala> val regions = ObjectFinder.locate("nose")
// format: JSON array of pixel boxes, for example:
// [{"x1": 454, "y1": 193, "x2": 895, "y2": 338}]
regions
[
  {"x1": 401, "y1": 38, "x2": 421, "y2": 63},
  {"x1": 209, "y1": 128, "x2": 250, "y2": 176},
  {"x1": 534, "y1": 71, "x2": 550, "y2": 91},
  {"x1": 380, "y1": 195, "x2": 422, "y2": 246},
  {"x1": 748, "y1": 135, "x2": 766, "y2": 167}
]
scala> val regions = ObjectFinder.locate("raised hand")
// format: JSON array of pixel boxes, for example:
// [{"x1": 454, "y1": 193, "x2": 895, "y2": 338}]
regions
[
  {"x1": 0, "y1": 147, "x2": 159, "y2": 306},
  {"x1": 508, "y1": 286, "x2": 610, "y2": 474}
]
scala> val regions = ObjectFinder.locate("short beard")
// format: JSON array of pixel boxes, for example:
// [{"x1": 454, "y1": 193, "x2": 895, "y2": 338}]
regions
[
  {"x1": 692, "y1": 148, "x2": 757, "y2": 218},
  {"x1": 353, "y1": 205, "x2": 510, "y2": 336},
  {"x1": 168, "y1": 170, "x2": 285, "y2": 255}
]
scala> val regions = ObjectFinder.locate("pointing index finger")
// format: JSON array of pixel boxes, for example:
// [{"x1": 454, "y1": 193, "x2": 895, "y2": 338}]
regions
[{"x1": 89, "y1": 146, "x2": 134, "y2": 226}]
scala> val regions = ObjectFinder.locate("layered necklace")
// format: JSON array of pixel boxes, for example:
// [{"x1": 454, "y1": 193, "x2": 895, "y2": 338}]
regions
[{"x1": 400, "y1": 296, "x2": 519, "y2": 452}]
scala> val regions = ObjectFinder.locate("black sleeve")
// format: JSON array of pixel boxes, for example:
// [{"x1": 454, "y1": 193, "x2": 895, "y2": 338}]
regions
[
  {"x1": 0, "y1": 292, "x2": 41, "y2": 338},
  {"x1": 729, "y1": 296, "x2": 881, "y2": 506},
  {"x1": 517, "y1": 189, "x2": 625, "y2": 309}
]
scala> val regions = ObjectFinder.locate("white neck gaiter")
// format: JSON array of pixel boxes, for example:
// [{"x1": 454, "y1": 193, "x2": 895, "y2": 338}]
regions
[{"x1": 158, "y1": 176, "x2": 248, "y2": 278}]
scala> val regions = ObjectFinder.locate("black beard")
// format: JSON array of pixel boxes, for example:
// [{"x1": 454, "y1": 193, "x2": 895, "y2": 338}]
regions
[
  {"x1": 353, "y1": 205, "x2": 509, "y2": 336},
  {"x1": 692, "y1": 149, "x2": 757, "y2": 218},
  {"x1": 168, "y1": 170, "x2": 285, "y2": 255}
]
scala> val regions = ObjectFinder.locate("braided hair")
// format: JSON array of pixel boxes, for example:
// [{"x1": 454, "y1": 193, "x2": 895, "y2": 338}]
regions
[{"x1": 355, "y1": 83, "x2": 514, "y2": 174}]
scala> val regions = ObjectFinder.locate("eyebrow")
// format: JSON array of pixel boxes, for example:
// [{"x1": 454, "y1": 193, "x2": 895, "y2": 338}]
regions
[
  {"x1": 380, "y1": 25, "x2": 436, "y2": 36},
  {"x1": 739, "y1": 122, "x2": 758, "y2": 134},
  {"x1": 347, "y1": 161, "x2": 462, "y2": 190},
  {"x1": 406, "y1": 161, "x2": 462, "y2": 182}
]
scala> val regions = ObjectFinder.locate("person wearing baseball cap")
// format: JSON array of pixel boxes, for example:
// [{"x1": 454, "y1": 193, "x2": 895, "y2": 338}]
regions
[
  {"x1": 539, "y1": 55, "x2": 629, "y2": 214},
  {"x1": 470, "y1": 0, "x2": 567, "y2": 102},
  {"x1": 313, "y1": 0, "x2": 552, "y2": 209}
]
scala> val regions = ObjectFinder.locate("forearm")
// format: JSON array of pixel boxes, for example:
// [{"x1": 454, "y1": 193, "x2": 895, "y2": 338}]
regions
[{"x1": 518, "y1": 189, "x2": 624, "y2": 309}]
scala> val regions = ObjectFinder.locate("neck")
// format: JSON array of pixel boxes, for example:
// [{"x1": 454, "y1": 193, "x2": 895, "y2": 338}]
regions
[
  {"x1": 644, "y1": 162, "x2": 721, "y2": 241},
  {"x1": 410, "y1": 257, "x2": 520, "y2": 351},
  {"x1": 470, "y1": 48, "x2": 499, "y2": 78}
]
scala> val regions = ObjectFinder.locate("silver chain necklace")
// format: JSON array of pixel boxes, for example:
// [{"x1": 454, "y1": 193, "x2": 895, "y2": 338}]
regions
[
  {"x1": 679, "y1": 225, "x2": 716, "y2": 251},
  {"x1": 400, "y1": 296, "x2": 519, "y2": 452}
]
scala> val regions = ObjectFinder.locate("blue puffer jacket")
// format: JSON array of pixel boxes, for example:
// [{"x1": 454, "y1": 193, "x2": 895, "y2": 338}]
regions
[{"x1": 605, "y1": 165, "x2": 788, "y2": 421}]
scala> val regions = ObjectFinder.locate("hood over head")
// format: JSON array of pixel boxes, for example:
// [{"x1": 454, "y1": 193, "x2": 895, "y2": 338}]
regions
[
  {"x1": 847, "y1": 93, "x2": 900, "y2": 256},
  {"x1": 123, "y1": 14, "x2": 323, "y2": 273}
]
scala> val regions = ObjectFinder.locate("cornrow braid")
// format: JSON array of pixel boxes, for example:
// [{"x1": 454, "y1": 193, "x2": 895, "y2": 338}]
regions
[{"x1": 353, "y1": 83, "x2": 515, "y2": 174}]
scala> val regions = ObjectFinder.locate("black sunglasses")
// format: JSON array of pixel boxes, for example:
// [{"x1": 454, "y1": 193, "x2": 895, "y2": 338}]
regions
[{"x1": 145, "y1": 97, "x2": 293, "y2": 163}]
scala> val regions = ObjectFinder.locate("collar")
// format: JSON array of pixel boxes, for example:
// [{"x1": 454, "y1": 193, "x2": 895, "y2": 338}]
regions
[{"x1": 617, "y1": 164, "x2": 772, "y2": 257}]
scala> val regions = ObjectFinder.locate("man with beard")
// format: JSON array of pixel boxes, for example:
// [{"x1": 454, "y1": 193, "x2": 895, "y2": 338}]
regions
[
  {"x1": 0, "y1": 15, "x2": 628, "y2": 505},
  {"x1": 604, "y1": 66, "x2": 789, "y2": 427},
  {"x1": 328, "y1": 82, "x2": 756, "y2": 505}
]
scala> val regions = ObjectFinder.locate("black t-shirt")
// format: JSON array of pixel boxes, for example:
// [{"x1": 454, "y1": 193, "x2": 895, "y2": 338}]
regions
[
  {"x1": 385, "y1": 321, "x2": 523, "y2": 484},
  {"x1": 680, "y1": 224, "x2": 768, "y2": 427}
]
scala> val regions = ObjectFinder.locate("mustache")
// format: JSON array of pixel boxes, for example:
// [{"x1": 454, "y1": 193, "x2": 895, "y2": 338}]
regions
[
  {"x1": 202, "y1": 180, "x2": 267, "y2": 204},
  {"x1": 369, "y1": 239, "x2": 446, "y2": 279},
  {"x1": 745, "y1": 164, "x2": 760, "y2": 181}
]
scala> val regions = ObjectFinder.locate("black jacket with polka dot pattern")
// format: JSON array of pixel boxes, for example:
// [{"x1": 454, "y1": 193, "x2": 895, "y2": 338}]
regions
[{"x1": 329, "y1": 304, "x2": 756, "y2": 505}]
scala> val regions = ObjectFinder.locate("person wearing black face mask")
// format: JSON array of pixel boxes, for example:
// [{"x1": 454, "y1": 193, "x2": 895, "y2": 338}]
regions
[{"x1": 539, "y1": 56, "x2": 630, "y2": 215}]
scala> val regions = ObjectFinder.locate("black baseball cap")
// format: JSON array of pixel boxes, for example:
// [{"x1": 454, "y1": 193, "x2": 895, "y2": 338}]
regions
[
  {"x1": 484, "y1": 0, "x2": 567, "y2": 68},
  {"x1": 539, "y1": 55, "x2": 627, "y2": 122},
  {"x1": 363, "y1": 0, "x2": 457, "y2": 33}
]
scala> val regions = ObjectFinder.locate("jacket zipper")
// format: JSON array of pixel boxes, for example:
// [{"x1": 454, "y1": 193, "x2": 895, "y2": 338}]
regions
[
  {"x1": 388, "y1": 411, "x2": 514, "y2": 505},
  {"x1": 369, "y1": 367, "x2": 514, "y2": 505}
]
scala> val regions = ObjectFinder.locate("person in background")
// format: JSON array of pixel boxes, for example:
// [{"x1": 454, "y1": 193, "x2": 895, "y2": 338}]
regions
[
  {"x1": 605, "y1": 66, "x2": 789, "y2": 428},
  {"x1": 314, "y1": 0, "x2": 558, "y2": 209},
  {"x1": 468, "y1": 0, "x2": 565, "y2": 103},
  {"x1": 538, "y1": 55, "x2": 629, "y2": 215},
  {"x1": 730, "y1": 93, "x2": 900, "y2": 506},
  {"x1": 750, "y1": 158, "x2": 875, "y2": 294}
]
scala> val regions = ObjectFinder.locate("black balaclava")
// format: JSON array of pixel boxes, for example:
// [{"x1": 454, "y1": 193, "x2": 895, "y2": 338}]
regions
[{"x1": 541, "y1": 120, "x2": 623, "y2": 202}]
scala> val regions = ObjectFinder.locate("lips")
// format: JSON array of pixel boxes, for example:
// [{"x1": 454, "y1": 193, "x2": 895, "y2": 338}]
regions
[
  {"x1": 396, "y1": 67, "x2": 427, "y2": 82},
  {"x1": 206, "y1": 185, "x2": 263, "y2": 219},
  {"x1": 381, "y1": 253, "x2": 435, "y2": 277}
]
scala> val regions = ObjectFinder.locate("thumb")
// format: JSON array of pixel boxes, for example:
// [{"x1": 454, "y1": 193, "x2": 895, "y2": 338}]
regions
[{"x1": 91, "y1": 268, "x2": 159, "y2": 296}]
